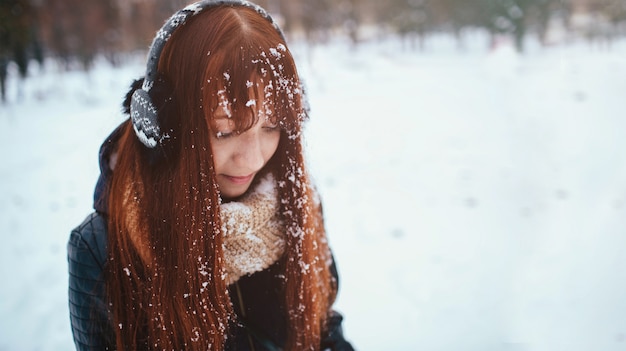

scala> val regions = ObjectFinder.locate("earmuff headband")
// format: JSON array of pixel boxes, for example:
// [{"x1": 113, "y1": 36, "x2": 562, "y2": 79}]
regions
[{"x1": 130, "y1": 0, "x2": 285, "y2": 148}]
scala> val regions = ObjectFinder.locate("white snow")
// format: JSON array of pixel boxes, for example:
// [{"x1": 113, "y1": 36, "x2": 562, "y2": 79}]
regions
[{"x1": 1, "y1": 35, "x2": 626, "y2": 351}]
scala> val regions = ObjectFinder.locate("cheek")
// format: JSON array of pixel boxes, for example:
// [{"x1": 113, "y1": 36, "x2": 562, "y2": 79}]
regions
[
  {"x1": 210, "y1": 143, "x2": 228, "y2": 173},
  {"x1": 262, "y1": 133, "x2": 281, "y2": 161}
]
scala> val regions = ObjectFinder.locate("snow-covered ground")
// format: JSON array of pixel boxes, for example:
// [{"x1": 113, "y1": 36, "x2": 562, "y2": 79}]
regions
[{"x1": 1, "y1": 34, "x2": 625, "y2": 351}]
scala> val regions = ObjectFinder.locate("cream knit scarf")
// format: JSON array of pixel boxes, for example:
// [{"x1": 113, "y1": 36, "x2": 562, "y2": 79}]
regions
[
  {"x1": 220, "y1": 173, "x2": 285, "y2": 285},
  {"x1": 124, "y1": 172, "x2": 286, "y2": 285}
]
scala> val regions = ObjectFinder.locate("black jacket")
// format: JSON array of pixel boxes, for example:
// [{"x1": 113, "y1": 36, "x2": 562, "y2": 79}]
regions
[{"x1": 67, "y1": 122, "x2": 354, "y2": 350}]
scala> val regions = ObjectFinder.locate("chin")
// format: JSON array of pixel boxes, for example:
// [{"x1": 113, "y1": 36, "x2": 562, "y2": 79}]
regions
[{"x1": 220, "y1": 186, "x2": 250, "y2": 200}]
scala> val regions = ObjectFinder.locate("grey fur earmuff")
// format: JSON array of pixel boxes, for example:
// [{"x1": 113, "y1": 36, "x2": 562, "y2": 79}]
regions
[{"x1": 130, "y1": 0, "x2": 285, "y2": 148}]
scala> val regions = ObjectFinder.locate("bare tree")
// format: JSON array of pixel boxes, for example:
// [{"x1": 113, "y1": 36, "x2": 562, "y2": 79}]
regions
[
  {"x1": 39, "y1": 0, "x2": 120, "y2": 69},
  {"x1": 0, "y1": 0, "x2": 41, "y2": 101}
]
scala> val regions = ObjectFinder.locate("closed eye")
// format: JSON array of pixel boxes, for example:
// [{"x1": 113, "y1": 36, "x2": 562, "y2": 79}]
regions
[
  {"x1": 263, "y1": 119, "x2": 280, "y2": 130},
  {"x1": 215, "y1": 131, "x2": 235, "y2": 139},
  {"x1": 263, "y1": 124, "x2": 280, "y2": 131}
]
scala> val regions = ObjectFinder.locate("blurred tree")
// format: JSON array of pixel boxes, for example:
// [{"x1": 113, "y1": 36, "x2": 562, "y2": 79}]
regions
[
  {"x1": 2, "y1": 0, "x2": 622, "y2": 94},
  {"x1": 116, "y1": 0, "x2": 163, "y2": 51},
  {"x1": 300, "y1": 0, "x2": 334, "y2": 43},
  {"x1": 526, "y1": 0, "x2": 556, "y2": 45},
  {"x1": 566, "y1": 0, "x2": 620, "y2": 48},
  {"x1": 601, "y1": 0, "x2": 626, "y2": 35},
  {"x1": 472, "y1": 0, "x2": 563, "y2": 52},
  {"x1": 436, "y1": 0, "x2": 483, "y2": 49},
  {"x1": 383, "y1": 0, "x2": 435, "y2": 50},
  {"x1": 39, "y1": 0, "x2": 120, "y2": 69},
  {"x1": 300, "y1": 0, "x2": 333, "y2": 42},
  {"x1": 336, "y1": 0, "x2": 362, "y2": 47},
  {"x1": 0, "y1": 0, "x2": 41, "y2": 102},
  {"x1": 509, "y1": 0, "x2": 532, "y2": 51},
  {"x1": 472, "y1": 0, "x2": 525, "y2": 51}
]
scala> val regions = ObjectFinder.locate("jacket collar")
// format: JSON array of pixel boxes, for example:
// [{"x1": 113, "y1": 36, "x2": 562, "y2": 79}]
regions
[{"x1": 93, "y1": 120, "x2": 126, "y2": 214}]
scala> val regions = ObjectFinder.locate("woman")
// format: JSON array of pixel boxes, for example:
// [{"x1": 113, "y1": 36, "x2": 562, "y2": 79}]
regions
[{"x1": 67, "y1": 1, "x2": 354, "y2": 350}]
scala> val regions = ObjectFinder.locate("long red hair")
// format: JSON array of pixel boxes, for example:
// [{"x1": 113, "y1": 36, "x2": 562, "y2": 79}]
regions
[{"x1": 106, "y1": 5, "x2": 335, "y2": 350}]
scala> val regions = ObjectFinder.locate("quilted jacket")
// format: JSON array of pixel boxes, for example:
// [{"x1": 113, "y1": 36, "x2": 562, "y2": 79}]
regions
[{"x1": 67, "y1": 122, "x2": 355, "y2": 350}]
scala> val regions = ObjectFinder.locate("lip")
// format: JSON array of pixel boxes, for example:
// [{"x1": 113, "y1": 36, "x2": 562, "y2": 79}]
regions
[{"x1": 222, "y1": 173, "x2": 254, "y2": 185}]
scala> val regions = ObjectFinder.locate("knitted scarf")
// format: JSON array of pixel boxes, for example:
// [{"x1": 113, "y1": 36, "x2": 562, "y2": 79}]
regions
[
  {"x1": 123, "y1": 172, "x2": 285, "y2": 285},
  {"x1": 220, "y1": 173, "x2": 285, "y2": 284}
]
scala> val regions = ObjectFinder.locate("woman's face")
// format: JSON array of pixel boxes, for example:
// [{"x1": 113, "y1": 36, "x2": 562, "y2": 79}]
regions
[{"x1": 210, "y1": 104, "x2": 280, "y2": 199}]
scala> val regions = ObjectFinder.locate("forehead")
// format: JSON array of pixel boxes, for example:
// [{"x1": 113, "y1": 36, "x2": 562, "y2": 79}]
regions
[
  {"x1": 211, "y1": 76, "x2": 271, "y2": 108},
  {"x1": 200, "y1": 46, "x2": 301, "y2": 131}
]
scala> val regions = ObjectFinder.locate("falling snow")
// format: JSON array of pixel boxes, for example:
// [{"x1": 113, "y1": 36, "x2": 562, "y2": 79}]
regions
[{"x1": 1, "y1": 36, "x2": 626, "y2": 351}]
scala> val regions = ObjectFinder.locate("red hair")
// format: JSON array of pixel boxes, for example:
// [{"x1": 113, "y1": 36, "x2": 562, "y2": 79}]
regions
[{"x1": 106, "y1": 5, "x2": 335, "y2": 350}]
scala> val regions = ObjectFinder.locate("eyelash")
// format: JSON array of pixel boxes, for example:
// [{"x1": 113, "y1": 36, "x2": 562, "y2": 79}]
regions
[
  {"x1": 214, "y1": 125, "x2": 280, "y2": 139},
  {"x1": 215, "y1": 131, "x2": 234, "y2": 139},
  {"x1": 264, "y1": 124, "x2": 280, "y2": 132}
]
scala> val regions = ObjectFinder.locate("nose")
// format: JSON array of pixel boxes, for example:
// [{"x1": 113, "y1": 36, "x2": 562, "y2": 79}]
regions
[{"x1": 233, "y1": 130, "x2": 264, "y2": 172}]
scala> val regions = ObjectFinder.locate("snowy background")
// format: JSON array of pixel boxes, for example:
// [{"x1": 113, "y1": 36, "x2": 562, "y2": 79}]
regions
[{"x1": 1, "y1": 34, "x2": 626, "y2": 350}]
